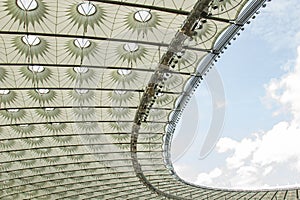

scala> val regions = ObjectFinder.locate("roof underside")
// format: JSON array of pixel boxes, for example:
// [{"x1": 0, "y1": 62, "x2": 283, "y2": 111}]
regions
[{"x1": 0, "y1": 0, "x2": 298, "y2": 199}]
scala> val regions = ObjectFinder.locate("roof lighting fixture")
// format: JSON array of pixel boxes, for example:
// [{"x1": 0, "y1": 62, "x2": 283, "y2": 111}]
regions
[
  {"x1": 36, "y1": 89, "x2": 50, "y2": 94},
  {"x1": 0, "y1": 90, "x2": 10, "y2": 95},
  {"x1": 76, "y1": 89, "x2": 89, "y2": 94},
  {"x1": 117, "y1": 69, "x2": 132, "y2": 75},
  {"x1": 17, "y1": 0, "x2": 38, "y2": 11},
  {"x1": 74, "y1": 38, "x2": 91, "y2": 48},
  {"x1": 7, "y1": 109, "x2": 19, "y2": 112},
  {"x1": 19, "y1": 124, "x2": 29, "y2": 127},
  {"x1": 114, "y1": 90, "x2": 127, "y2": 95},
  {"x1": 28, "y1": 65, "x2": 45, "y2": 73},
  {"x1": 45, "y1": 108, "x2": 55, "y2": 111},
  {"x1": 134, "y1": 10, "x2": 152, "y2": 22},
  {"x1": 123, "y1": 43, "x2": 139, "y2": 52},
  {"x1": 22, "y1": 35, "x2": 40, "y2": 46},
  {"x1": 74, "y1": 67, "x2": 89, "y2": 73},
  {"x1": 77, "y1": 1, "x2": 96, "y2": 16}
]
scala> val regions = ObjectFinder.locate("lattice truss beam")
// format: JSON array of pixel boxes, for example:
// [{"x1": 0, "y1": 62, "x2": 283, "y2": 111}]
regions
[{"x1": 1, "y1": 0, "x2": 297, "y2": 199}]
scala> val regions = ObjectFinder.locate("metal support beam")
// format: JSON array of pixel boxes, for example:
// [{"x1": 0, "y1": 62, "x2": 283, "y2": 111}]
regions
[
  {"x1": 130, "y1": 0, "x2": 212, "y2": 199},
  {"x1": 92, "y1": 0, "x2": 190, "y2": 15}
]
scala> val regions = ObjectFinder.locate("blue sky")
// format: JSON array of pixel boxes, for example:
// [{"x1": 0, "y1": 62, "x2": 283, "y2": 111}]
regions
[{"x1": 172, "y1": 0, "x2": 300, "y2": 189}]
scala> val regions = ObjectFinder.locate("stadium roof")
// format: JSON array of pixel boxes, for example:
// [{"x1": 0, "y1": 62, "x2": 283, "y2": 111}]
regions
[{"x1": 1, "y1": 0, "x2": 299, "y2": 199}]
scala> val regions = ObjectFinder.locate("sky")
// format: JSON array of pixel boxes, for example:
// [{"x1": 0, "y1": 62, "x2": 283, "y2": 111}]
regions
[{"x1": 172, "y1": 0, "x2": 300, "y2": 189}]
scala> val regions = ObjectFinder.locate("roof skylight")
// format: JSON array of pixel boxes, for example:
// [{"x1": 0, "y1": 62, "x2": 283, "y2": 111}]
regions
[
  {"x1": 76, "y1": 89, "x2": 89, "y2": 94},
  {"x1": 17, "y1": 0, "x2": 38, "y2": 11},
  {"x1": 117, "y1": 69, "x2": 132, "y2": 75},
  {"x1": 22, "y1": 35, "x2": 40, "y2": 46},
  {"x1": 74, "y1": 67, "x2": 89, "y2": 73},
  {"x1": 0, "y1": 90, "x2": 10, "y2": 95},
  {"x1": 36, "y1": 89, "x2": 49, "y2": 94},
  {"x1": 114, "y1": 90, "x2": 127, "y2": 95},
  {"x1": 77, "y1": 2, "x2": 96, "y2": 16},
  {"x1": 19, "y1": 124, "x2": 29, "y2": 127},
  {"x1": 134, "y1": 10, "x2": 152, "y2": 22},
  {"x1": 7, "y1": 109, "x2": 19, "y2": 112},
  {"x1": 74, "y1": 38, "x2": 91, "y2": 48},
  {"x1": 28, "y1": 65, "x2": 45, "y2": 73},
  {"x1": 123, "y1": 43, "x2": 139, "y2": 52}
]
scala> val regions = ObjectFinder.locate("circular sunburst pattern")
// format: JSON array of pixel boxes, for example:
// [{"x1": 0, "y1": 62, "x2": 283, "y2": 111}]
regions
[
  {"x1": 125, "y1": 10, "x2": 161, "y2": 35},
  {"x1": 0, "y1": 90, "x2": 17, "y2": 106},
  {"x1": 33, "y1": 148, "x2": 52, "y2": 156},
  {"x1": 19, "y1": 160, "x2": 37, "y2": 167},
  {"x1": 68, "y1": 89, "x2": 95, "y2": 103},
  {"x1": 175, "y1": 50, "x2": 199, "y2": 71},
  {"x1": 11, "y1": 124, "x2": 35, "y2": 135},
  {"x1": 191, "y1": 20, "x2": 217, "y2": 45},
  {"x1": 59, "y1": 146, "x2": 78, "y2": 153},
  {"x1": 108, "y1": 122, "x2": 130, "y2": 132},
  {"x1": 0, "y1": 162, "x2": 12, "y2": 171},
  {"x1": 155, "y1": 93, "x2": 173, "y2": 105},
  {"x1": 51, "y1": 135, "x2": 73, "y2": 144},
  {"x1": 110, "y1": 133, "x2": 130, "y2": 142},
  {"x1": 7, "y1": 170, "x2": 23, "y2": 178},
  {"x1": 139, "y1": 133, "x2": 160, "y2": 142},
  {"x1": 65, "y1": 39, "x2": 98, "y2": 59},
  {"x1": 116, "y1": 43, "x2": 147, "y2": 65},
  {"x1": 114, "y1": 143, "x2": 130, "y2": 150},
  {"x1": 147, "y1": 109, "x2": 165, "y2": 120},
  {"x1": 7, "y1": 150, "x2": 26, "y2": 158},
  {"x1": 12, "y1": 35, "x2": 49, "y2": 59},
  {"x1": 210, "y1": 0, "x2": 244, "y2": 15},
  {"x1": 164, "y1": 74, "x2": 183, "y2": 89},
  {"x1": 108, "y1": 90, "x2": 134, "y2": 104},
  {"x1": 0, "y1": 109, "x2": 26, "y2": 121},
  {"x1": 0, "y1": 67, "x2": 8, "y2": 82},
  {"x1": 27, "y1": 89, "x2": 56, "y2": 104},
  {"x1": 67, "y1": 1, "x2": 106, "y2": 30},
  {"x1": 23, "y1": 137, "x2": 44, "y2": 147},
  {"x1": 107, "y1": 108, "x2": 131, "y2": 119},
  {"x1": 35, "y1": 108, "x2": 61, "y2": 120},
  {"x1": 72, "y1": 107, "x2": 95, "y2": 121},
  {"x1": 142, "y1": 123, "x2": 164, "y2": 132},
  {"x1": 75, "y1": 122, "x2": 98, "y2": 132},
  {"x1": 4, "y1": 0, "x2": 48, "y2": 27},
  {"x1": 44, "y1": 123, "x2": 67, "y2": 133},
  {"x1": 43, "y1": 156, "x2": 60, "y2": 164},
  {"x1": 19, "y1": 66, "x2": 52, "y2": 83},
  {"x1": 0, "y1": 139, "x2": 15, "y2": 149},
  {"x1": 66, "y1": 67, "x2": 96, "y2": 83},
  {"x1": 109, "y1": 69, "x2": 139, "y2": 86}
]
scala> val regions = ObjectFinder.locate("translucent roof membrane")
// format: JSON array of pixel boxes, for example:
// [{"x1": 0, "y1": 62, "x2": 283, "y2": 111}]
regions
[{"x1": 0, "y1": 0, "x2": 294, "y2": 199}]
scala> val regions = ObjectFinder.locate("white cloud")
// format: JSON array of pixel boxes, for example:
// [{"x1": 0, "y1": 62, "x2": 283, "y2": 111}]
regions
[
  {"x1": 217, "y1": 136, "x2": 260, "y2": 169},
  {"x1": 216, "y1": 137, "x2": 237, "y2": 153},
  {"x1": 249, "y1": 0, "x2": 300, "y2": 50},
  {"x1": 195, "y1": 168, "x2": 222, "y2": 185},
  {"x1": 252, "y1": 122, "x2": 300, "y2": 166},
  {"x1": 263, "y1": 166, "x2": 273, "y2": 176},
  {"x1": 194, "y1": 46, "x2": 300, "y2": 189}
]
